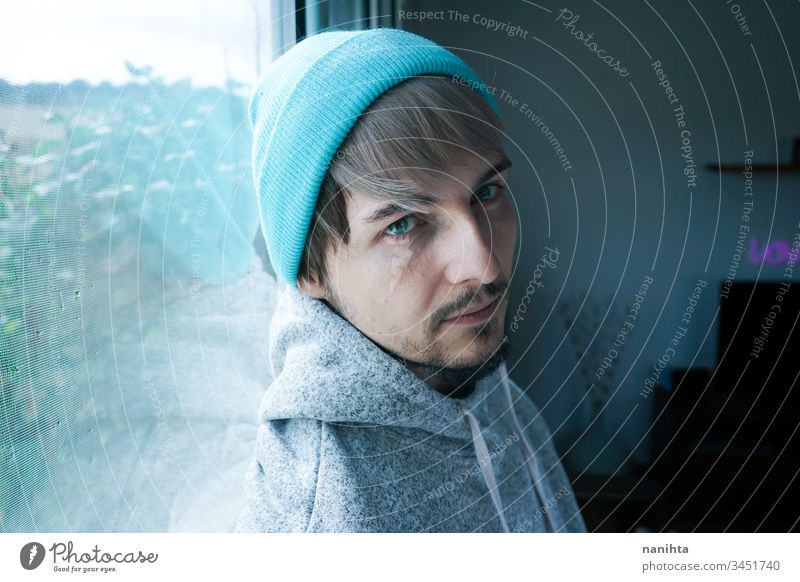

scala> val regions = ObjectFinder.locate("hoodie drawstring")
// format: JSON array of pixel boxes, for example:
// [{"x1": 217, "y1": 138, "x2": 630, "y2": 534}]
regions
[
  {"x1": 457, "y1": 361, "x2": 556, "y2": 533},
  {"x1": 501, "y1": 361, "x2": 557, "y2": 533},
  {"x1": 458, "y1": 404, "x2": 511, "y2": 532}
]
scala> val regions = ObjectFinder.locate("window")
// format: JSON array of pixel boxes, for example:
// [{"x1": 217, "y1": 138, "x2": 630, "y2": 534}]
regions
[{"x1": 0, "y1": 0, "x2": 288, "y2": 532}]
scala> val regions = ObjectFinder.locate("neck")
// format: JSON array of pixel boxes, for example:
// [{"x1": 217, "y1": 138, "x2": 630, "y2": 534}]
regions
[{"x1": 405, "y1": 362, "x2": 477, "y2": 398}]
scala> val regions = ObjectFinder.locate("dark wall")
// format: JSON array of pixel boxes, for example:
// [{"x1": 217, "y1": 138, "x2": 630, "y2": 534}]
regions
[{"x1": 398, "y1": 0, "x2": 800, "y2": 471}]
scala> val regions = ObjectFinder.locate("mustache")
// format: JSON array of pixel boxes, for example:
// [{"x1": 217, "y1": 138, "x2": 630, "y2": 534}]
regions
[{"x1": 435, "y1": 280, "x2": 509, "y2": 323}]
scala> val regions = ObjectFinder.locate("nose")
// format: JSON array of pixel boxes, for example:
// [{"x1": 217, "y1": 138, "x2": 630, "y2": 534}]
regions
[{"x1": 442, "y1": 209, "x2": 501, "y2": 286}]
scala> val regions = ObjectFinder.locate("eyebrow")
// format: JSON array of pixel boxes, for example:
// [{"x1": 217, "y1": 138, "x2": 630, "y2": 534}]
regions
[
  {"x1": 360, "y1": 156, "x2": 513, "y2": 225},
  {"x1": 361, "y1": 196, "x2": 437, "y2": 225},
  {"x1": 474, "y1": 156, "x2": 512, "y2": 191}
]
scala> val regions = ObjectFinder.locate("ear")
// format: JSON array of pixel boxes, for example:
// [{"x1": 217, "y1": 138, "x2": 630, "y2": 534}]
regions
[{"x1": 297, "y1": 273, "x2": 327, "y2": 300}]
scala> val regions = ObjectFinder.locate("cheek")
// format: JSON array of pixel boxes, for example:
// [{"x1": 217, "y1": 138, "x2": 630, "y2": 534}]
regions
[
  {"x1": 336, "y1": 245, "x2": 419, "y2": 307},
  {"x1": 372, "y1": 245, "x2": 435, "y2": 319},
  {"x1": 329, "y1": 245, "x2": 435, "y2": 336},
  {"x1": 492, "y1": 209, "x2": 518, "y2": 256},
  {"x1": 373, "y1": 238, "x2": 432, "y2": 282}
]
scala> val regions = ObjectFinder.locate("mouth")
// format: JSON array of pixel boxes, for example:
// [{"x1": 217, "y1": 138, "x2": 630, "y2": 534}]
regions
[{"x1": 441, "y1": 295, "x2": 502, "y2": 325}]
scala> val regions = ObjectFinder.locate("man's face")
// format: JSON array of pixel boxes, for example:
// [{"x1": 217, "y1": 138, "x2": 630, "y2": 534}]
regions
[{"x1": 302, "y1": 149, "x2": 518, "y2": 382}]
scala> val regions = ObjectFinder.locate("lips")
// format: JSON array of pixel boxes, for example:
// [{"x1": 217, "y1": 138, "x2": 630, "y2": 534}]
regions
[{"x1": 445, "y1": 295, "x2": 499, "y2": 320}]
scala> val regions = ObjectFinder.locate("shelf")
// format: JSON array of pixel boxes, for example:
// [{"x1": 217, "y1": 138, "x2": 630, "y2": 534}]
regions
[
  {"x1": 706, "y1": 136, "x2": 800, "y2": 173},
  {"x1": 705, "y1": 163, "x2": 800, "y2": 173}
]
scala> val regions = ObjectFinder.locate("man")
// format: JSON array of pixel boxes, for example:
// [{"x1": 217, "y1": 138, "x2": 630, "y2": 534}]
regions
[{"x1": 236, "y1": 27, "x2": 586, "y2": 533}]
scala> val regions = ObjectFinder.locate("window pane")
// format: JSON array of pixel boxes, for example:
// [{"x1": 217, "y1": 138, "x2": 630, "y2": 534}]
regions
[{"x1": 1, "y1": 0, "x2": 282, "y2": 532}]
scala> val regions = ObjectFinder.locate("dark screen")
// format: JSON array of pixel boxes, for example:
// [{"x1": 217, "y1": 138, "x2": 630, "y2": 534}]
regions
[{"x1": 716, "y1": 281, "x2": 800, "y2": 416}]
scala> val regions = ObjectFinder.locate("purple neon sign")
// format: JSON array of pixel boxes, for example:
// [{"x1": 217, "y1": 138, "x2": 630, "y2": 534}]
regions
[{"x1": 749, "y1": 236, "x2": 798, "y2": 266}]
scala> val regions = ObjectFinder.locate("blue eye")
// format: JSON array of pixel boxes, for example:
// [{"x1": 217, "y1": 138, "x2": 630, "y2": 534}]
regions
[
  {"x1": 384, "y1": 215, "x2": 419, "y2": 240},
  {"x1": 473, "y1": 183, "x2": 504, "y2": 204}
]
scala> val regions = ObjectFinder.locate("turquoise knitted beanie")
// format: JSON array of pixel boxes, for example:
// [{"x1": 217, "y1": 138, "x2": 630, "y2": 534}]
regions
[{"x1": 249, "y1": 27, "x2": 501, "y2": 286}]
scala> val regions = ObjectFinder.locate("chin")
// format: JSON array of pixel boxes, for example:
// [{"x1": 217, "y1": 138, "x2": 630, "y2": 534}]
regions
[
  {"x1": 450, "y1": 322, "x2": 505, "y2": 356},
  {"x1": 448, "y1": 330, "x2": 511, "y2": 371}
]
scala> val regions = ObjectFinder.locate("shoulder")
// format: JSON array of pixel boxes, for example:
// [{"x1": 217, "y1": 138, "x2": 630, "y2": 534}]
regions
[
  {"x1": 236, "y1": 418, "x2": 408, "y2": 532},
  {"x1": 235, "y1": 417, "x2": 323, "y2": 532}
]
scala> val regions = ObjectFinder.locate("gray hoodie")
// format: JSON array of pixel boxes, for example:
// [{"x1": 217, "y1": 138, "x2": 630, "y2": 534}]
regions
[{"x1": 235, "y1": 284, "x2": 587, "y2": 532}]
